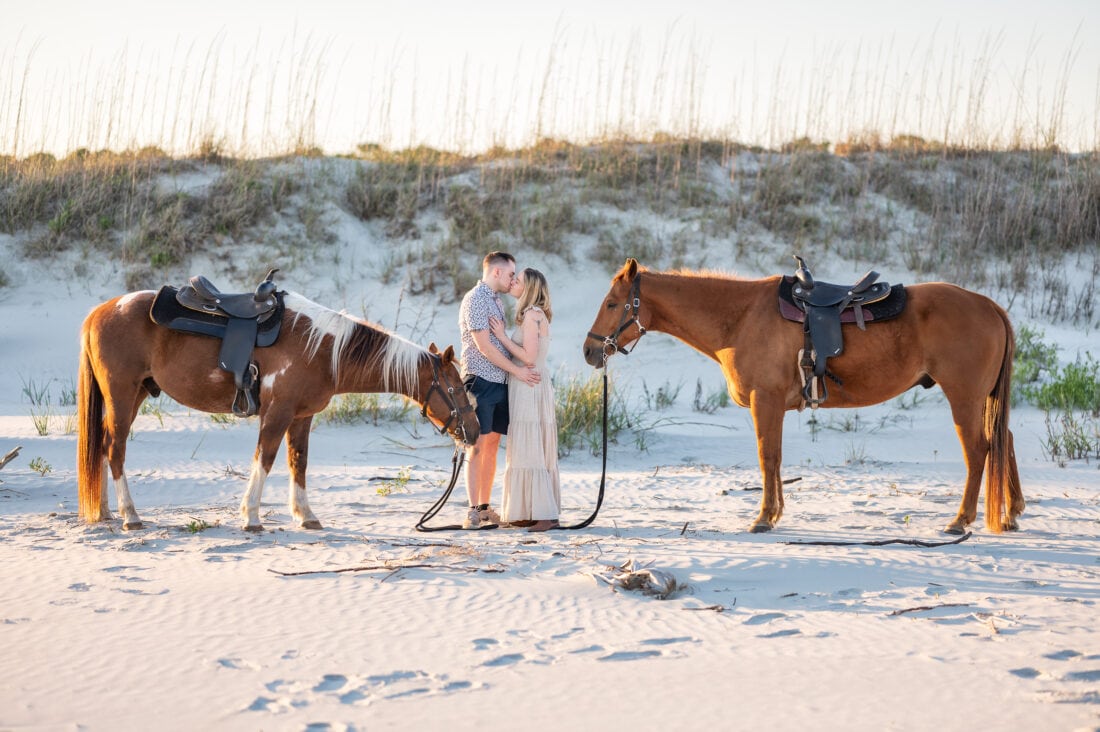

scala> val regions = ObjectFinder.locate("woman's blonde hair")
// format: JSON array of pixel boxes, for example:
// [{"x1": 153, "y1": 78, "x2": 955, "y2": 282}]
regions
[{"x1": 515, "y1": 268, "x2": 552, "y2": 324}]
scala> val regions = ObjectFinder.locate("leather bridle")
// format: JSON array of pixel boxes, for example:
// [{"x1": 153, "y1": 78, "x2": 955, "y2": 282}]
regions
[
  {"x1": 587, "y1": 272, "x2": 646, "y2": 359},
  {"x1": 421, "y1": 355, "x2": 477, "y2": 445}
]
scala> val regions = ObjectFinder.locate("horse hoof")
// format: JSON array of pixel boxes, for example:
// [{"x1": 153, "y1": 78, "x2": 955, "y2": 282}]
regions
[
  {"x1": 301, "y1": 520, "x2": 323, "y2": 530},
  {"x1": 242, "y1": 524, "x2": 264, "y2": 533},
  {"x1": 123, "y1": 521, "x2": 144, "y2": 531},
  {"x1": 749, "y1": 522, "x2": 773, "y2": 534},
  {"x1": 943, "y1": 523, "x2": 966, "y2": 535}
]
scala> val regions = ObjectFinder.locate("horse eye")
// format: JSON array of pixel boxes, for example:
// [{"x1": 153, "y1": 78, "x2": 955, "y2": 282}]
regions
[{"x1": 605, "y1": 302, "x2": 616, "y2": 310}]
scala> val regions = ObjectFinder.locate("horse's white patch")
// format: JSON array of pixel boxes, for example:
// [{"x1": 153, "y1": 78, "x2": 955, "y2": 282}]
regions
[
  {"x1": 116, "y1": 291, "x2": 154, "y2": 311},
  {"x1": 239, "y1": 459, "x2": 269, "y2": 527},
  {"x1": 261, "y1": 365, "x2": 289, "y2": 392}
]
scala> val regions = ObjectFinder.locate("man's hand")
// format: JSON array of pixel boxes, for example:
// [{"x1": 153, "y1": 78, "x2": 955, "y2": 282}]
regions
[{"x1": 516, "y1": 365, "x2": 541, "y2": 386}]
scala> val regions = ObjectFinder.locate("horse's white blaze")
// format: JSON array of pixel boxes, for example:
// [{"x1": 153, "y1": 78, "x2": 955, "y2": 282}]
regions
[
  {"x1": 116, "y1": 291, "x2": 154, "y2": 311},
  {"x1": 284, "y1": 291, "x2": 425, "y2": 393},
  {"x1": 289, "y1": 480, "x2": 317, "y2": 524},
  {"x1": 239, "y1": 460, "x2": 269, "y2": 527},
  {"x1": 113, "y1": 472, "x2": 140, "y2": 525}
]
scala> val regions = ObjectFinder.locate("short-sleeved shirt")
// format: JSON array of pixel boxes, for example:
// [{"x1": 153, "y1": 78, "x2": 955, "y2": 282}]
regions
[{"x1": 459, "y1": 281, "x2": 510, "y2": 383}]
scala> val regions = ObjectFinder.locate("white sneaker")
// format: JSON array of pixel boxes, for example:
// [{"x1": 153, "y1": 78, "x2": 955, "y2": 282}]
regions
[
  {"x1": 479, "y1": 507, "x2": 501, "y2": 526},
  {"x1": 463, "y1": 507, "x2": 481, "y2": 529}
]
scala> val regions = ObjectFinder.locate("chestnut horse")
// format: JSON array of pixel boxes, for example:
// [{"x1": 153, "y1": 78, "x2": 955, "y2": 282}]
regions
[
  {"x1": 583, "y1": 259, "x2": 1024, "y2": 535},
  {"x1": 78, "y1": 290, "x2": 479, "y2": 531}
]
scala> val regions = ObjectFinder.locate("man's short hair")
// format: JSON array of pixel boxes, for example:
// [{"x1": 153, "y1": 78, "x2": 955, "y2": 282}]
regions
[{"x1": 482, "y1": 251, "x2": 515, "y2": 272}]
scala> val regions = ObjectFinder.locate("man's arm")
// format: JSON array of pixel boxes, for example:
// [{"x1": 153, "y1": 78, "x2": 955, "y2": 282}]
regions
[{"x1": 471, "y1": 329, "x2": 540, "y2": 385}]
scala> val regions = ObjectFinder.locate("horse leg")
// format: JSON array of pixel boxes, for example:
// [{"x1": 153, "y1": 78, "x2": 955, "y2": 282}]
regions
[
  {"x1": 103, "y1": 384, "x2": 146, "y2": 530},
  {"x1": 239, "y1": 412, "x2": 292, "y2": 531},
  {"x1": 285, "y1": 416, "x2": 322, "y2": 530},
  {"x1": 748, "y1": 393, "x2": 785, "y2": 533},
  {"x1": 943, "y1": 396, "x2": 988, "y2": 535}
]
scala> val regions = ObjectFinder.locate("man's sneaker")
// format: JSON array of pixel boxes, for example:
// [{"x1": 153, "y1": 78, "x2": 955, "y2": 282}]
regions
[
  {"x1": 479, "y1": 506, "x2": 501, "y2": 526},
  {"x1": 463, "y1": 507, "x2": 481, "y2": 529}
]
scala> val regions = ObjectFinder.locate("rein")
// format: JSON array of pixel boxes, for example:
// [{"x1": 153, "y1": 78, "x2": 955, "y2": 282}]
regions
[
  {"x1": 415, "y1": 365, "x2": 611, "y2": 533},
  {"x1": 420, "y1": 354, "x2": 477, "y2": 446}
]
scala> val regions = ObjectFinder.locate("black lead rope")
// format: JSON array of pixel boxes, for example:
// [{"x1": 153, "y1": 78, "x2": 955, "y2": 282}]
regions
[{"x1": 415, "y1": 367, "x2": 610, "y2": 533}]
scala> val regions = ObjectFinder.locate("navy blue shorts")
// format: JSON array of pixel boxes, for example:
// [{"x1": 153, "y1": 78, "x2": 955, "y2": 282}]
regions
[{"x1": 464, "y1": 375, "x2": 509, "y2": 435}]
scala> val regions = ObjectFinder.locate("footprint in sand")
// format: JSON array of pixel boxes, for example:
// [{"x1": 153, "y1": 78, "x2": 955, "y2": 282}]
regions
[
  {"x1": 471, "y1": 638, "x2": 499, "y2": 651},
  {"x1": 598, "y1": 650, "x2": 662, "y2": 662},
  {"x1": 743, "y1": 612, "x2": 788, "y2": 625},
  {"x1": 640, "y1": 636, "x2": 694, "y2": 647},
  {"x1": 1043, "y1": 649, "x2": 1081, "y2": 661},
  {"x1": 758, "y1": 629, "x2": 802, "y2": 639},
  {"x1": 482, "y1": 653, "x2": 524, "y2": 667},
  {"x1": 1063, "y1": 669, "x2": 1100, "y2": 682},
  {"x1": 217, "y1": 657, "x2": 260, "y2": 671},
  {"x1": 313, "y1": 674, "x2": 347, "y2": 692}
]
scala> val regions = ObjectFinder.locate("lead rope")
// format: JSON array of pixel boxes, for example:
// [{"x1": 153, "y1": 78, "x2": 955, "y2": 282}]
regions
[
  {"x1": 552, "y1": 365, "x2": 608, "y2": 530},
  {"x1": 415, "y1": 365, "x2": 610, "y2": 532}
]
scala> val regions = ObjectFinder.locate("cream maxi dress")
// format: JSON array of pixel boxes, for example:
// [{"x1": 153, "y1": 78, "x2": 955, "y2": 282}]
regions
[{"x1": 501, "y1": 307, "x2": 560, "y2": 522}]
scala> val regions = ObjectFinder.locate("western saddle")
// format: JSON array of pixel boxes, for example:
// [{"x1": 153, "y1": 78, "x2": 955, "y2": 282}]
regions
[
  {"x1": 778, "y1": 255, "x2": 903, "y2": 407},
  {"x1": 149, "y1": 269, "x2": 284, "y2": 418}
]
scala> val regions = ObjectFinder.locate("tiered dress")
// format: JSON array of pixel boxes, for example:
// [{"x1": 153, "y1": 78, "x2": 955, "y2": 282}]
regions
[{"x1": 501, "y1": 308, "x2": 560, "y2": 522}]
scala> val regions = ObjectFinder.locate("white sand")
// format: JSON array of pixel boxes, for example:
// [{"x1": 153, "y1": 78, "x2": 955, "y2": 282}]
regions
[{"x1": 1, "y1": 228, "x2": 1099, "y2": 731}]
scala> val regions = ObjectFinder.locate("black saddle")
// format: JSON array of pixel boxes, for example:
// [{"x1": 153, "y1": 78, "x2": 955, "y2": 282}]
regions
[
  {"x1": 778, "y1": 256, "x2": 906, "y2": 406},
  {"x1": 149, "y1": 269, "x2": 284, "y2": 417}
]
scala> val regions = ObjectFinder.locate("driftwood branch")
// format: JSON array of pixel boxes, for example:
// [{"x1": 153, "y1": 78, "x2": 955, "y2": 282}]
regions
[
  {"x1": 889, "y1": 602, "x2": 973, "y2": 616},
  {"x1": 268, "y1": 563, "x2": 505, "y2": 577},
  {"x1": 0, "y1": 446, "x2": 22, "y2": 471},
  {"x1": 784, "y1": 532, "x2": 972, "y2": 548}
]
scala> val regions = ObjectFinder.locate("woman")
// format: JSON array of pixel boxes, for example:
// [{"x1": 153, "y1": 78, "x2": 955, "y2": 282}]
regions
[{"x1": 489, "y1": 268, "x2": 560, "y2": 531}]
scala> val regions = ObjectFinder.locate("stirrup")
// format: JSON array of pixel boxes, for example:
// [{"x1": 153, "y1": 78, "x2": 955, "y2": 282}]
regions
[{"x1": 231, "y1": 363, "x2": 261, "y2": 417}]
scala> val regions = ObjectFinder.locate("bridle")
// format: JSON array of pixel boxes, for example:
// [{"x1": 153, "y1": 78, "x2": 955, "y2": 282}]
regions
[
  {"x1": 587, "y1": 272, "x2": 646, "y2": 359},
  {"x1": 421, "y1": 354, "x2": 477, "y2": 446}
]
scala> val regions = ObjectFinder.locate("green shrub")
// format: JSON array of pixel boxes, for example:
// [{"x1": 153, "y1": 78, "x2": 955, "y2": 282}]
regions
[
  {"x1": 1023, "y1": 353, "x2": 1100, "y2": 416},
  {"x1": 1013, "y1": 325, "x2": 1060, "y2": 398},
  {"x1": 319, "y1": 393, "x2": 415, "y2": 425},
  {"x1": 555, "y1": 372, "x2": 630, "y2": 457}
]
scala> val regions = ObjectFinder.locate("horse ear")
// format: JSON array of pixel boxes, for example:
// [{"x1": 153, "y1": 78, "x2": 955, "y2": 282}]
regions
[
  {"x1": 428, "y1": 342, "x2": 439, "y2": 354},
  {"x1": 442, "y1": 345, "x2": 455, "y2": 363},
  {"x1": 621, "y1": 258, "x2": 639, "y2": 280}
]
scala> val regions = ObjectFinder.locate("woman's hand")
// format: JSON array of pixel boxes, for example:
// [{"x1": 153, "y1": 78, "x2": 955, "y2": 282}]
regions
[{"x1": 488, "y1": 316, "x2": 507, "y2": 340}]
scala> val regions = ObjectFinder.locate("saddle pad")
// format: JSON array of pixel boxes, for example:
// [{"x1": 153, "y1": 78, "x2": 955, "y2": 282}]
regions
[
  {"x1": 778, "y1": 276, "x2": 907, "y2": 324},
  {"x1": 149, "y1": 285, "x2": 284, "y2": 347}
]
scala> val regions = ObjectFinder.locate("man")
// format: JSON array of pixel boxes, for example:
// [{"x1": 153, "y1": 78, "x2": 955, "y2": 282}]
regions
[{"x1": 458, "y1": 251, "x2": 540, "y2": 529}]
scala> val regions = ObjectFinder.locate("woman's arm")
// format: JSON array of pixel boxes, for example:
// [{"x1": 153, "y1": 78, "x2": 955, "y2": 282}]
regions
[{"x1": 487, "y1": 316, "x2": 531, "y2": 364}]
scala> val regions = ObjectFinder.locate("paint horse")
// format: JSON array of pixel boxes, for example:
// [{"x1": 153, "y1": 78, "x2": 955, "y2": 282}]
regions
[
  {"x1": 583, "y1": 258, "x2": 1024, "y2": 535},
  {"x1": 77, "y1": 286, "x2": 478, "y2": 531}
]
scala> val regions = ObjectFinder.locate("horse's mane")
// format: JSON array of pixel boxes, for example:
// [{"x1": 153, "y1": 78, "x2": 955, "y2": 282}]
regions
[
  {"x1": 284, "y1": 293, "x2": 424, "y2": 393},
  {"x1": 623, "y1": 265, "x2": 745, "y2": 282}
]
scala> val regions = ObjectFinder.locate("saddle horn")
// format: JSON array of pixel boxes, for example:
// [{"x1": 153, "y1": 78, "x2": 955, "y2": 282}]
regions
[
  {"x1": 793, "y1": 255, "x2": 814, "y2": 291},
  {"x1": 255, "y1": 268, "x2": 280, "y2": 301}
]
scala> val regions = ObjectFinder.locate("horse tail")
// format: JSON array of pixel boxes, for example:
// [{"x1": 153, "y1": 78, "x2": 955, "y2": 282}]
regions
[
  {"x1": 77, "y1": 326, "x2": 107, "y2": 522},
  {"x1": 983, "y1": 307, "x2": 1023, "y2": 532}
]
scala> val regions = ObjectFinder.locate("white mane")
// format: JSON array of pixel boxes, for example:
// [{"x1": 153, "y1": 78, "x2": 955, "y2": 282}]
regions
[{"x1": 283, "y1": 292, "x2": 425, "y2": 393}]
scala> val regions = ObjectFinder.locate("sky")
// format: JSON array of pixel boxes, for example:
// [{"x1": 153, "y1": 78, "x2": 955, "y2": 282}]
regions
[{"x1": 2, "y1": 0, "x2": 1097, "y2": 155}]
